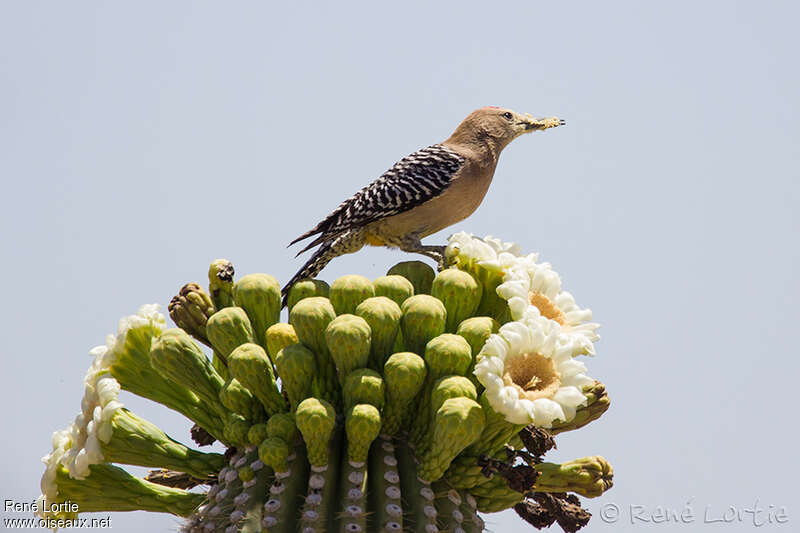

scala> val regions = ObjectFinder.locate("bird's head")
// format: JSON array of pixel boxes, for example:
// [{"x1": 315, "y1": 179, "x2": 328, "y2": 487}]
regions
[{"x1": 447, "y1": 107, "x2": 565, "y2": 152}]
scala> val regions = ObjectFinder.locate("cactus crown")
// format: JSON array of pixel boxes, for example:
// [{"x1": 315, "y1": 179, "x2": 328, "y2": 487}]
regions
[{"x1": 38, "y1": 234, "x2": 611, "y2": 533}]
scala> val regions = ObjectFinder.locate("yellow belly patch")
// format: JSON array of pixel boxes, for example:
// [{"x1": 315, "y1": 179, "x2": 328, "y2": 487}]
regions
[{"x1": 365, "y1": 235, "x2": 386, "y2": 247}]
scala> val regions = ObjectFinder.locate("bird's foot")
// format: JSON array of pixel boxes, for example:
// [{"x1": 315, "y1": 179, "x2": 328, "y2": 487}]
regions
[{"x1": 422, "y1": 245, "x2": 447, "y2": 271}]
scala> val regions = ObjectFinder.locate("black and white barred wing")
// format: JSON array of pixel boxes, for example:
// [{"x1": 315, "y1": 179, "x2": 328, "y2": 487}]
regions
[{"x1": 289, "y1": 144, "x2": 465, "y2": 249}]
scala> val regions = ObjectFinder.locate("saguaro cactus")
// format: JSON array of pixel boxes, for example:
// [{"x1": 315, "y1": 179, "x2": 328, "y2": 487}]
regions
[{"x1": 38, "y1": 233, "x2": 612, "y2": 533}]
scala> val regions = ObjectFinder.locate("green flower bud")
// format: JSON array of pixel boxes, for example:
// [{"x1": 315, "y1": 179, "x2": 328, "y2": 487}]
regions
[
  {"x1": 258, "y1": 436, "x2": 290, "y2": 473},
  {"x1": 289, "y1": 297, "x2": 336, "y2": 357},
  {"x1": 208, "y1": 259, "x2": 235, "y2": 310},
  {"x1": 424, "y1": 333, "x2": 472, "y2": 380},
  {"x1": 149, "y1": 329, "x2": 227, "y2": 420},
  {"x1": 355, "y1": 296, "x2": 402, "y2": 369},
  {"x1": 400, "y1": 295, "x2": 447, "y2": 355},
  {"x1": 345, "y1": 404, "x2": 381, "y2": 463},
  {"x1": 373, "y1": 275, "x2": 414, "y2": 307},
  {"x1": 223, "y1": 413, "x2": 251, "y2": 446},
  {"x1": 228, "y1": 343, "x2": 287, "y2": 416},
  {"x1": 413, "y1": 375, "x2": 478, "y2": 454},
  {"x1": 474, "y1": 273, "x2": 510, "y2": 324},
  {"x1": 325, "y1": 314, "x2": 372, "y2": 382},
  {"x1": 457, "y1": 317, "x2": 500, "y2": 357},
  {"x1": 266, "y1": 412, "x2": 299, "y2": 443},
  {"x1": 431, "y1": 269, "x2": 482, "y2": 332},
  {"x1": 430, "y1": 375, "x2": 477, "y2": 414},
  {"x1": 265, "y1": 323, "x2": 299, "y2": 365},
  {"x1": 381, "y1": 352, "x2": 426, "y2": 435},
  {"x1": 551, "y1": 381, "x2": 610, "y2": 434},
  {"x1": 238, "y1": 465, "x2": 255, "y2": 483},
  {"x1": 219, "y1": 376, "x2": 263, "y2": 422},
  {"x1": 417, "y1": 397, "x2": 485, "y2": 482},
  {"x1": 330, "y1": 275, "x2": 375, "y2": 315},
  {"x1": 205, "y1": 307, "x2": 255, "y2": 364},
  {"x1": 274, "y1": 343, "x2": 317, "y2": 411},
  {"x1": 534, "y1": 456, "x2": 614, "y2": 498},
  {"x1": 295, "y1": 398, "x2": 336, "y2": 467},
  {"x1": 342, "y1": 368, "x2": 385, "y2": 411},
  {"x1": 457, "y1": 316, "x2": 500, "y2": 389},
  {"x1": 387, "y1": 260, "x2": 435, "y2": 295},
  {"x1": 247, "y1": 423, "x2": 269, "y2": 446},
  {"x1": 287, "y1": 278, "x2": 330, "y2": 312},
  {"x1": 409, "y1": 335, "x2": 473, "y2": 447},
  {"x1": 232, "y1": 273, "x2": 281, "y2": 348},
  {"x1": 167, "y1": 282, "x2": 215, "y2": 347}
]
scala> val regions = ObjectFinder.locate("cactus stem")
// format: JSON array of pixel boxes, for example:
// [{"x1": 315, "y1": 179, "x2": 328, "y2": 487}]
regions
[{"x1": 367, "y1": 436, "x2": 403, "y2": 533}]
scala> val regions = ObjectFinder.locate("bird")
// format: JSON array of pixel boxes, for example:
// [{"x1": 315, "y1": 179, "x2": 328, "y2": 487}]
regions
[{"x1": 283, "y1": 106, "x2": 564, "y2": 303}]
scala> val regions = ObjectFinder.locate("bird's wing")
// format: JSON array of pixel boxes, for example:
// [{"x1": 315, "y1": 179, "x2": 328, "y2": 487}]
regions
[{"x1": 289, "y1": 144, "x2": 465, "y2": 247}]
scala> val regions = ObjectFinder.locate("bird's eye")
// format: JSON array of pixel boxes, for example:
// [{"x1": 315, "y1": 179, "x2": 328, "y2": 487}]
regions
[{"x1": 502, "y1": 112, "x2": 513, "y2": 120}]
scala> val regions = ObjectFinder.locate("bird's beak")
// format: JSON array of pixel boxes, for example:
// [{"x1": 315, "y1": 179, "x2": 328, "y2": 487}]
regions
[{"x1": 521, "y1": 113, "x2": 566, "y2": 132}]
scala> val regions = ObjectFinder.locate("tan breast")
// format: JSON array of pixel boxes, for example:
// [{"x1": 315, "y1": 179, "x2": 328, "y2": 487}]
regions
[{"x1": 366, "y1": 157, "x2": 497, "y2": 240}]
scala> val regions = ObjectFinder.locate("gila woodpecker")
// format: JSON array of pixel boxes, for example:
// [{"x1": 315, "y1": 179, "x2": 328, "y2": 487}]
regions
[{"x1": 283, "y1": 107, "x2": 564, "y2": 302}]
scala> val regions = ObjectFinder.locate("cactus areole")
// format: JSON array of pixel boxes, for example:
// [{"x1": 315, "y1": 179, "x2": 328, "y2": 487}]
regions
[{"x1": 38, "y1": 234, "x2": 612, "y2": 533}]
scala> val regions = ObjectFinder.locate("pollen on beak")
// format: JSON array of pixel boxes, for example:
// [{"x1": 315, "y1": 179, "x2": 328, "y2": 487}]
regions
[{"x1": 524, "y1": 114, "x2": 565, "y2": 131}]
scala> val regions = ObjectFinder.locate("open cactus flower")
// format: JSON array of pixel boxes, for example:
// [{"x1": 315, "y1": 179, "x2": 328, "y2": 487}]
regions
[
  {"x1": 474, "y1": 317, "x2": 594, "y2": 427},
  {"x1": 447, "y1": 232, "x2": 599, "y2": 356},
  {"x1": 39, "y1": 235, "x2": 612, "y2": 532}
]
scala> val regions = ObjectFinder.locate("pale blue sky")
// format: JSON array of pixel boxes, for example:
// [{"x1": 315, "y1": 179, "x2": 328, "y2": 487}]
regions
[{"x1": 1, "y1": 2, "x2": 798, "y2": 532}]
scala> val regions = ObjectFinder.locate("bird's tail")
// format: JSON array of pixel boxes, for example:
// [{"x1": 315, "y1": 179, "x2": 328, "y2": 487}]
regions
[{"x1": 281, "y1": 240, "x2": 337, "y2": 308}]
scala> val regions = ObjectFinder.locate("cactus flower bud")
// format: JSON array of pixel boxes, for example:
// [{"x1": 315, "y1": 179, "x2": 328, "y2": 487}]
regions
[
  {"x1": 431, "y1": 269, "x2": 482, "y2": 333},
  {"x1": 550, "y1": 381, "x2": 610, "y2": 435},
  {"x1": 168, "y1": 282, "x2": 215, "y2": 347},
  {"x1": 258, "y1": 436, "x2": 291, "y2": 473},
  {"x1": 457, "y1": 317, "x2": 500, "y2": 358},
  {"x1": 325, "y1": 314, "x2": 372, "y2": 383},
  {"x1": 275, "y1": 343, "x2": 317, "y2": 411},
  {"x1": 232, "y1": 273, "x2": 281, "y2": 348},
  {"x1": 247, "y1": 423, "x2": 269, "y2": 446},
  {"x1": 355, "y1": 296, "x2": 402, "y2": 369},
  {"x1": 400, "y1": 295, "x2": 447, "y2": 355},
  {"x1": 342, "y1": 368, "x2": 385, "y2": 411},
  {"x1": 287, "y1": 278, "x2": 331, "y2": 312},
  {"x1": 417, "y1": 397, "x2": 485, "y2": 482},
  {"x1": 223, "y1": 413, "x2": 251, "y2": 446},
  {"x1": 266, "y1": 412, "x2": 299, "y2": 443},
  {"x1": 387, "y1": 260, "x2": 435, "y2": 295},
  {"x1": 290, "y1": 296, "x2": 340, "y2": 406},
  {"x1": 228, "y1": 343, "x2": 287, "y2": 416},
  {"x1": 265, "y1": 322, "x2": 299, "y2": 366},
  {"x1": 410, "y1": 335, "x2": 473, "y2": 446},
  {"x1": 295, "y1": 398, "x2": 336, "y2": 467},
  {"x1": 219, "y1": 376, "x2": 264, "y2": 422},
  {"x1": 424, "y1": 333, "x2": 472, "y2": 380},
  {"x1": 205, "y1": 307, "x2": 255, "y2": 364},
  {"x1": 534, "y1": 456, "x2": 614, "y2": 498},
  {"x1": 430, "y1": 376, "x2": 477, "y2": 414},
  {"x1": 373, "y1": 275, "x2": 414, "y2": 307},
  {"x1": 345, "y1": 404, "x2": 381, "y2": 463},
  {"x1": 149, "y1": 329, "x2": 228, "y2": 421},
  {"x1": 330, "y1": 275, "x2": 375, "y2": 315},
  {"x1": 456, "y1": 316, "x2": 500, "y2": 390},
  {"x1": 208, "y1": 259, "x2": 235, "y2": 310},
  {"x1": 381, "y1": 352, "x2": 426, "y2": 435},
  {"x1": 289, "y1": 296, "x2": 336, "y2": 358}
]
